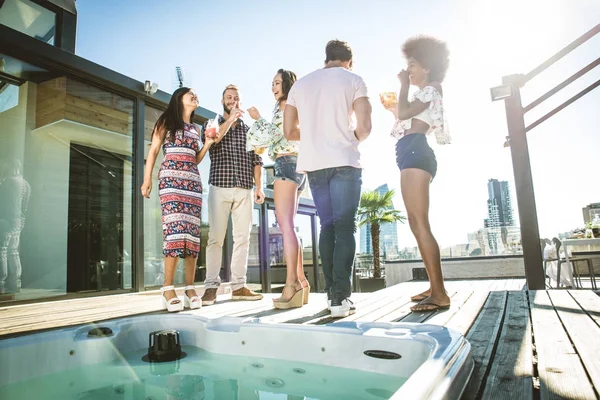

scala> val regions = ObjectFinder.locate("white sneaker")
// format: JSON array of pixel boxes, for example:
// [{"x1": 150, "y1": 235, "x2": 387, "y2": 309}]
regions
[{"x1": 330, "y1": 298, "x2": 356, "y2": 318}]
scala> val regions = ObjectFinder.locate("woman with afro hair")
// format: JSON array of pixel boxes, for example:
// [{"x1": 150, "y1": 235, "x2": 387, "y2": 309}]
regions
[{"x1": 382, "y1": 35, "x2": 451, "y2": 312}]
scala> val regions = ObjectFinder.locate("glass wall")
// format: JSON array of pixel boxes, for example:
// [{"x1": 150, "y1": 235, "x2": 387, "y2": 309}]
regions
[
  {"x1": 0, "y1": 0, "x2": 56, "y2": 45},
  {"x1": 247, "y1": 208, "x2": 263, "y2": 292},
  {"x1": 0, "y1": 68, "x2": 134, "y2": 302},
  {"x1": 265, "y1": 207, "x2": 317, "y2": 293}
]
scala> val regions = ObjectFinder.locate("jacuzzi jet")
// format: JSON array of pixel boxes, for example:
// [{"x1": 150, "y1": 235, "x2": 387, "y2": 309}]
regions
[
  {"x1": 88, "y1": 327, "x2": 113, "y2": 337},
  {"x1": 142, "y1": 330, "x2": 186, "y2": 363},
  {"x1": 365, "y1": 388, "x2": 395, "y2": 399},
  {"x1": 363, "y1": 350, "x2": 402, "y2": 360},
  {"x1": 265, "y1": 378, "x2": 284, "y2": 389}
]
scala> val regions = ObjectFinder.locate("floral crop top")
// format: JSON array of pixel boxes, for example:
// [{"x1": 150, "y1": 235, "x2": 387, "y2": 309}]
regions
[
  {"x1": 390, "y1": 85, "x2": 451, "y2": 145},
  {"x1": 246, "y1": 106, "x2": 299, "y2": 159}
]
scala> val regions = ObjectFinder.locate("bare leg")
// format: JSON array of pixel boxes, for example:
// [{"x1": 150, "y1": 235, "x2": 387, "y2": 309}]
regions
[
  {"x1": 273, "y1": 179, "x2": 302, "y2": 301},
  {"x1": 400, "y1": 168, "x2": 450, "y2": 311},
  {"x1": 184, "y1": 256, "x2": 199, "y2": 298},
  {"x1": 163, "y1": 257, "x2": 180, "y2": 304},
  {"x1": 295, "y1": 190, "x2": 307, "y2": 285}
]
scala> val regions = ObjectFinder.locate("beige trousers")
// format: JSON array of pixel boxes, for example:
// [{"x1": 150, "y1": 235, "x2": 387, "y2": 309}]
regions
[{"x1": 204, "y1": 185, "x2": 253, "y2": 290}]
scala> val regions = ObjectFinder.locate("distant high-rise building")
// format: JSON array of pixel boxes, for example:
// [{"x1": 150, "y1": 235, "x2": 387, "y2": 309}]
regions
[
  {"x1": 484, "y1": 179, "x2": 515, "y2": 254},
  {"x1": 359, "y1": 184, "x2": 399, "y2": 258},
  {"x1": 486, "y1": 179, "x2": 514, "y2": 227}
]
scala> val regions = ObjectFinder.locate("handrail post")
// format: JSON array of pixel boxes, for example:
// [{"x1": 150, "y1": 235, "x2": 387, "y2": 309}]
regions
[{"x1": 503, "y1": 74, "x2": 545, "y2": 290}]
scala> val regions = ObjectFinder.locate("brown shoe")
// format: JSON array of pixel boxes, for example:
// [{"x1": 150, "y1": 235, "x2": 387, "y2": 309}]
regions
[
  {"x1": 201, "y1": 288, "x2": 217, "y2": 305},
  {"x1": 231, "y1": 287, "x2": 263, "y2": 301}
]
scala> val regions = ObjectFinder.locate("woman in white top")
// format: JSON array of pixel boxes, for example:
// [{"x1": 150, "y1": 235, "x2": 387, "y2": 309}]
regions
[
  {"x1": 246, "y1": 69, "x2": 309, "y2": 309},
  {"x1": 382, "y1": 36, "x2": 451, "y2": 312}
]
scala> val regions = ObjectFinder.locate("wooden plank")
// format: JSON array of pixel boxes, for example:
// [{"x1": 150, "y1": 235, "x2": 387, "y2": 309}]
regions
[
  {"x1": 529, "y1": 290, "x2": 596, "y2": 399},
  {"x1": 397, "y1": 286, "x2": 462, "y2": 324},
  {"x1": 424, "y1": 287, "x2": 476, "y2": 327},
  {"x1": 548, "y1": 290, "x2": 600, "y2": 394},
  {"x1": 36, "y1": 109, "x2": 66, "y2": 128},
  {"x1": 381, "y1": 281, "x2": 472, "y2": 324},
  {"x1": 480, "y1": 291, "x2": 533, "y2": 399},
  {"x1": 65, "y1": 94, "x2": 132, "y2": 122},
  {"x1": 66, "y1": 78, "x2": 135, "y2": 115},
  {"x1": 568, "y1": 290, "x2": 600, "y2": 328},
  {"x1": 341, "y1": 293, "x2": 413, "y2": 323},
  {"x1": 65, "y1": 108, "x2": 131, "y2": 135},
  {"x1": 300, "y1": 283, "x2": 410, "y2": 325},
  {"x1": 310, "y1": 283, "x2": 417, "y2": 325},
  {"x1": 444, "y1": 290, "x2": 490, "y2": 336},
  {"x1": 461, "y1": 291, "x2": 507, "y2": 400}
]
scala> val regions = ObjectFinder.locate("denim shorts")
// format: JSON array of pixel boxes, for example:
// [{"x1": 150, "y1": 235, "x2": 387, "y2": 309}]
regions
[
  {"x1": 274, "y1": 155, "x2": 307, "y2": 191},
  {"x1": 395, "y1": 133, "x2": 437, "y2": 179}
]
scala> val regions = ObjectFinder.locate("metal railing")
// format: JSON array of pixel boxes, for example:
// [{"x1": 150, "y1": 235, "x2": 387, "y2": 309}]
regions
[{"x1": 491, "y1": 24, "x2": 600, "y2": 290}]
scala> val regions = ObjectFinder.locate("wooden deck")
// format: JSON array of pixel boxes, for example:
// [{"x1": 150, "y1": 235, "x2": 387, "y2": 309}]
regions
[{"x1": 1, "y1": 279, "x2": 599, "y2": 399}]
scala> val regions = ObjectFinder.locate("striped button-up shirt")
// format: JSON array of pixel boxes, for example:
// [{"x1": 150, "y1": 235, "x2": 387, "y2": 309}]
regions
[{"x1": 202, "y1": 117, "x2": 263, "y2": 189}]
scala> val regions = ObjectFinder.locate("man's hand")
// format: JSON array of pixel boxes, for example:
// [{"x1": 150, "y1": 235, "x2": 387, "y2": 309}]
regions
[
  {"x1": 254, "y1": 187, "x2": 265, "y2": 204},
  {"x1": 247, "y1": 106, "x2": 261, "y2": 120},
  {"x1": 228, "y1": 102, "x2": 244, "y2": 121}
]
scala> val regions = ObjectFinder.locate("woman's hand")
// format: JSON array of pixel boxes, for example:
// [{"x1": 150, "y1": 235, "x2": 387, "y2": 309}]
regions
[
  {"x1": 140, "y1": 180, "x2": 152, "y2": 198},
  {"x1": 205, "y1": 136, "x2": 216, "y2": 146},
  {"x1": 398, "y1": 69, "x2": 410, "y2": 86},
  {"x1": 379, "y1": 94, "x2": 397, "y2": 112},
  {"x1": 247, "y1": 106, "x2": 261, "y2": 120}
]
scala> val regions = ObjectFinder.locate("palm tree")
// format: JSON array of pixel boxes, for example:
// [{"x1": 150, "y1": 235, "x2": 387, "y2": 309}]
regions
[{"x1": 357, "y1": 189, "x2": 406, "y2": 279}]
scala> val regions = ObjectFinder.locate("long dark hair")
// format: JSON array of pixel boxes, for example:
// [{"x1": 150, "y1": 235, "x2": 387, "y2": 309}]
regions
[
  {"x1": 277, "y1": 69, "x2": 297, "y2": 103},
  {"x1": 153, "y1": 87, "x2": 195, "y2": 143}
]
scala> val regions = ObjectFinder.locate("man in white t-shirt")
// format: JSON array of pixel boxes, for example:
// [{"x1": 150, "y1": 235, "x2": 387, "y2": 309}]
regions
[{"x1": 284, "y1": 39, "x2": 372, "y2": 318}]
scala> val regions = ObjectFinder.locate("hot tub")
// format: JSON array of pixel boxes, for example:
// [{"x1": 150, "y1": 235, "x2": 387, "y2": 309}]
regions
[{"x1": 0, "y1": 315, "x2": 473, "y2": 399}]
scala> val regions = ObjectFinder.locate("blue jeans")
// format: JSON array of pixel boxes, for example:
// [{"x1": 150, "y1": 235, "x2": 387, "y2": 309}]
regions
[{"x1": 307, "y1": 166, "x2": 362, "y2": 299}]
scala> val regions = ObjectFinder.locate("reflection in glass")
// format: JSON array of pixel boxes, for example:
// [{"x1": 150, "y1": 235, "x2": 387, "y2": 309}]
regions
[
  {"x1": 266, "y1": 209, "x2": 315, "y2": 292},
  {"x1": 0, "y1": 0, "x2": 56, "y2": 45},
  {"x1": 246, "y1": 208, "x2": 262, "y2": 292},
  {"x1": 0, "y1": 75, "x2": 134, "y2": 303}
]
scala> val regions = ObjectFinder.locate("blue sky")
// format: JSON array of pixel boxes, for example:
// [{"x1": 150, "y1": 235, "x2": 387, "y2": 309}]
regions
[{"x1": 75, "y1": 0, "x2": 600, "y2": 250}]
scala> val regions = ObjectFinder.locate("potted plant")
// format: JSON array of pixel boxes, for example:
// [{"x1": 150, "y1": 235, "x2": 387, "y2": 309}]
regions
[{"x1": 357, "y1": 189, "x2": 406, "y2": 292}]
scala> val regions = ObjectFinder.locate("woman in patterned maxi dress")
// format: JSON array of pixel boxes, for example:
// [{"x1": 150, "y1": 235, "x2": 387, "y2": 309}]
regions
[{"x1": 141, "y1": 87, "x2": 214, "y2": 312}]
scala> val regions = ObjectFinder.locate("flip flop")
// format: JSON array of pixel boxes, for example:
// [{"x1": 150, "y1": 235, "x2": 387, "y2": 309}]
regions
[
  {"x1": 410, "y1": 294, "x2": 429, "y2": 302},
  {"x1": 410, "y1": 302, "x2": 451, "y2": 312}
]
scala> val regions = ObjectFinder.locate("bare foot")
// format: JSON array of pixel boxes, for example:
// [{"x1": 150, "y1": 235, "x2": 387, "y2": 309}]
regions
[
  {"x1": 410, "y1": 293, "x2": 451, "y2": 312},
  {"x1": 163, "y1": 289, "x2": 181, "y2": 304},
  {"x1": 410, "y1": 289, "x2": 431, "y2": 302}
]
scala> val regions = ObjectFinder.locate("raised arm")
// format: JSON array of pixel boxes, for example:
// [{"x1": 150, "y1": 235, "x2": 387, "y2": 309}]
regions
[
  {"x1": 246, "y1": 110, "x2": 284, "y2": 151},
  {"x1": 395, "y1": 71, "x2": 439, "y2": 121}
]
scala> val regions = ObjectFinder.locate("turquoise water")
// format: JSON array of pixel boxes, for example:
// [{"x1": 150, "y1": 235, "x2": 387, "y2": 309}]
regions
[{"x1": 0, "y1": 346, "x2": 406, "y2": 399}]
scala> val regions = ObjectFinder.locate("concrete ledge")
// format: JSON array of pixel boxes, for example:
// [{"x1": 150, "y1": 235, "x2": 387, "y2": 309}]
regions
[{"x1": 385, "y1": 257, "x2": 525, "y2": 286}]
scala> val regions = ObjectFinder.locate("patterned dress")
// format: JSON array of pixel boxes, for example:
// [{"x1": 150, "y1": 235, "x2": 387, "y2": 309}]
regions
[{"x1": 158, "y1": 122, "x2": 202, "y2": 258}]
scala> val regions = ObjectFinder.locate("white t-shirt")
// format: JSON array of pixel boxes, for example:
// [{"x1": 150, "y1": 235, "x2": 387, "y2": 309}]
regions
[{"x1": 286, "y1": 67, "x2": 369, "y2": 172}]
